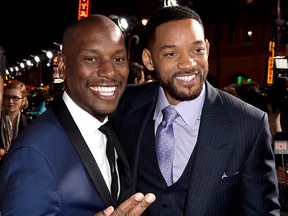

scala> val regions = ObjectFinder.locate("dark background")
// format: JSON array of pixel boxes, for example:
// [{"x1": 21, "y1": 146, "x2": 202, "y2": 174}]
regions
[
  {"x1": 0, "y1": 0, "x2": 167, "y2": 66},
  {"x1": 0, "y1": 0, "x2": 287, "y2": 90},
  {"x1": 0, "y1": 0, "x2": 241, "y2": 66}
]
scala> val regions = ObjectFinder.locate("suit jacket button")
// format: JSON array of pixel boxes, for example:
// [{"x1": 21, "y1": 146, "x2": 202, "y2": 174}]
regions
[{"x1": 161, "y1": 203, "x2": 168, "y2": 208}]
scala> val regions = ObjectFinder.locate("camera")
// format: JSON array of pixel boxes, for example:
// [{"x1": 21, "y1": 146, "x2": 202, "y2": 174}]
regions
[{"x1": 264, "y1": 76, "x2": 288, "y2": 111}]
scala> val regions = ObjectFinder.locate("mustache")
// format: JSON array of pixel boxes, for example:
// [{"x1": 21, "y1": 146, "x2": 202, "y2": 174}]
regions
[
  {"x1": 87, "y1": 78, "x2": 124, "y2": 86},
  {"x1": 173, "y1": 69, "x2": 200, "y2": 76}
]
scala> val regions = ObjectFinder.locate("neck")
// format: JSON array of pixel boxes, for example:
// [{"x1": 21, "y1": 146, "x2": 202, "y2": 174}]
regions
[{"x1": 8, "y1": 111, "x2": 20, "y2": 125}]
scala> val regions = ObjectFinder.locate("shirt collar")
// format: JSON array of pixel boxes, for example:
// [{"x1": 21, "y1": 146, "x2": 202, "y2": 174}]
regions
[
  {"x1": 62, "y1": 91, "x2": 107, "y2": 133},
  {"x1": 154, "y1": 84, "x2": 206, "y2": 128}
]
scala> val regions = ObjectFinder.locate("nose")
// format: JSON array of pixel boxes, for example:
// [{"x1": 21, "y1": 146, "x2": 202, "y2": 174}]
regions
[
  {"x1": 98, "y1": 60, "x2": 115, "y2": 78},
  {"x1": 177, "y1": 55, "x2": 197, "y2": 70}
]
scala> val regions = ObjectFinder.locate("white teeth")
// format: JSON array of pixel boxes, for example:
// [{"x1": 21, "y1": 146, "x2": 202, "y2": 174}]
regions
[
  {"x1": 176, "y1": 74, "x2": 196, "y2": 81},
  {"x1": 90, "y1": 86, "x2": 116, "y2": 96}
]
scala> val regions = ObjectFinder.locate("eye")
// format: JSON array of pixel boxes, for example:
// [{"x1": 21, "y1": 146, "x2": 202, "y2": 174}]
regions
[
  {"x1": 113, "y1": 57, "x2": 126, "y2": 63},
  {"x1": 194, "y1": 47, "x2": 205, "y2": 54},
  {"x1": 164, "y1": 52, "x2": 177, "y2": 57},
  {"x1": 3, "y1": 95, "x2": 23, "y2": 101},
  {"x1": 12, "y1": 96, "x2": 19, "y2": 100},
  {"x1": 85, "y1": 57, "x2": 97, "y2": 62}
]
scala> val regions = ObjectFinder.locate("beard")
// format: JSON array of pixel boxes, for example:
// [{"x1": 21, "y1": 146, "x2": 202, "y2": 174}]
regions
[{"x1": 158, "y1": 69, "x2": 208, "y2": 101}]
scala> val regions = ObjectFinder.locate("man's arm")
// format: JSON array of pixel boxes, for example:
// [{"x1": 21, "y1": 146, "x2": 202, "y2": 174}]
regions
[{"x1": 95, "y1": 193, "x2": 156, "y2": 216}]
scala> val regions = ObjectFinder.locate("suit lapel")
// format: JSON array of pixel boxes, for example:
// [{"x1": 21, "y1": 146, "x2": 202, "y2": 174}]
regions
[
  {"x1": 184, "y1": 82, "x2": 234, "y2": 215},
  {"x1": 52, "y1": 96, "x2": 115, "y2": 207},
  {"x1": 125, "y1": 84, "x2": 159, "y2": 191}
]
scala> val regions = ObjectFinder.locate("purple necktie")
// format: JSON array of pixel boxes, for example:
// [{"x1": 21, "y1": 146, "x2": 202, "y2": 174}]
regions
[{"x1": 156, "y1": 105, "x2": 179, "y2": 186}]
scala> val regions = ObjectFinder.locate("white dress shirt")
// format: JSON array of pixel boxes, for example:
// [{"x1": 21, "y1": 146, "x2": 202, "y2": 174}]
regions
[{"x1": 62, "y1": 91, "x2": 113, "y2": 192}]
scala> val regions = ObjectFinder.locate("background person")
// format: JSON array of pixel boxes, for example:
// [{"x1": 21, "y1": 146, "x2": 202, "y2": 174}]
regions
[
  {"x1": 128, "y1": 62, "x2": 145, "y2": 84},
  {"x1": 229, "y1": 79, "x2": 288, "y2": 213},
  {"x1": 0, "y1": 47, "x2": 5, "y2": 114},
  {"x1": 235, "y1": 81, "x2": 267, "y2": 112},
  {"x1": 0, "y1": 81, "x2": 29, "y2": 153},
  {"x1": 0, "y1": 47, "x2": 6, "y2": 160},
  {"x1": 26, "y1": 89, "x2": 49, "y2": 119},
  {"x1": 109, "y1": 5, "x2": 280, "y2": 215},
  {"x1": 0, "y1": 46, "x2": 7, "y2": 160},
  {"x1": 0, "y1": 14, "x2": 155, "y2": 216},
  {"x1": 266, "y1": 76, "x2": 288, "y2": 213}
]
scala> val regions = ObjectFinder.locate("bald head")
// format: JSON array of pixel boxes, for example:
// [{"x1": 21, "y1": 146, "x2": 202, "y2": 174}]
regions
[
  {"x1": 57, "y1": 14, "x2": 129, "y2": 121},
  {"x1": 62, "y1": 15, "x2": 125, "y2": 54}
]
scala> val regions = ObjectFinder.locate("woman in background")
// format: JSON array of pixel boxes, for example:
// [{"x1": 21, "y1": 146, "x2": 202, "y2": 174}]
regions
[{"x1": 0, "y1": 81, "x2": 29, "y2": 152}]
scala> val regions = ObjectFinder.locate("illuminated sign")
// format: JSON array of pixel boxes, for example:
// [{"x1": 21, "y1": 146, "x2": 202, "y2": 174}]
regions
[
  {"x1": 274, "y1": 140, "x2": 288, "y2": 154},
  {"x1": 78, "y1": 0, "x2": 91, "y2": 20},
  {"x1": 266, "y1": 41, "x2": 275, "y2": 85}
]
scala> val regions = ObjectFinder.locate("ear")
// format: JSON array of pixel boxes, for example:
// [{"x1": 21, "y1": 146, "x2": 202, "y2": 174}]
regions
[
  {"x1": 205, "y1": 39, "x2": 210, "y2": 56},
  {"x1": 134, "y1": 77, "x2": 139, "y2": 84},
  {"x1": 142, "y1": 48, "x2": 154, "y2": 71},
  {"x1": 57, "y1": 53, "x2": 66, "y2": 79}
]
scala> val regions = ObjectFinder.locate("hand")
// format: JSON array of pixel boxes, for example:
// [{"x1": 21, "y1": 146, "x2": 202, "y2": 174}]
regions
[
  {"x1": 95, "y1": 192, "x2": 156, "y2": 216},
  {"x1": 0, "y1": 148, "x2": 5, "y2": 160},
  {"x1": 276, "y1": 166, "x2": 288, "y2": 183}
]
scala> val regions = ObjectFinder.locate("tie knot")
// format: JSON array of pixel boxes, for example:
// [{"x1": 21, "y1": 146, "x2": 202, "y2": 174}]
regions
[
  {"x1": 98, "y1": 123, "x2": 111, "y2": 136},
  {"x1": 162, "y1": 106, "x2": 179, "y2": 124}
]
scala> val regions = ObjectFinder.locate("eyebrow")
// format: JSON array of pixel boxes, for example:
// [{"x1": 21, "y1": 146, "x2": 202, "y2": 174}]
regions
[
  {"x1": 4, "y1": 94, "x2": 22, "y2": 96},
  {"x1": 160, "y1": 40, "x2": 204, "y2": 51},
  {"x1": 161, "y1": 44, "x2": 176, "y2": 50}
]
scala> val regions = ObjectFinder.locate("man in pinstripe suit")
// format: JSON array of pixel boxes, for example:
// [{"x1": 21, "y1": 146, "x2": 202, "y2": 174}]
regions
[{"x1": 109, "y1": 5, "x2": 280, "y2": 215}]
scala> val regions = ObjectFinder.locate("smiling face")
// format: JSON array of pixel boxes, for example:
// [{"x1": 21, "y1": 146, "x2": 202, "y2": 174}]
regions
[
  {"x1": 142, "y1": 19, "x2": 210, "y2": 105},
  {"x1": 3, "y1": 88, "x2": 25, "y2": 114},
  {"x1": 58, "y1": 15, "x2": 129, "y2": 121}
]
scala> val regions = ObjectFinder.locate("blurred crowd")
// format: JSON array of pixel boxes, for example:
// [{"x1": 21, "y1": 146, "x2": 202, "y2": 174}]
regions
[
  {"x1": 223, "y1": 77, "x2": 288, "y2": 137},
  {"x1": 0, "y1": 82, "x2": 54, "y2": 152}
]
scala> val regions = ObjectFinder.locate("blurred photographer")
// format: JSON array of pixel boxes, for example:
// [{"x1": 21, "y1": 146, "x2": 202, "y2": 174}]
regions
[
  {"x1": 235, "y1": 78, "x2": 288, "y2": 211},
  {"x1": 265, "y1": 76, "x2": 288, "y2": 136},
  {"x1": 236, "y1": 81, "x2": 267, "y2": 111},
  {"x1": 265, "y1": 76, "x2": 288, "y2": 212}
]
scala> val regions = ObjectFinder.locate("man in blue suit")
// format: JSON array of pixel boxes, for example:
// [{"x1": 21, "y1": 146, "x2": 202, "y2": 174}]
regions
[
  {"x1": 0, "y1": 14, "x2": 155, "y2": 215},
  {"x1": 109, "y1": 5, "x2": 280, "y2": 215}
]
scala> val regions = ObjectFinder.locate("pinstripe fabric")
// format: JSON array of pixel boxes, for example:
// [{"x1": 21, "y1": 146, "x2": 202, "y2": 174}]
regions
[{"x1": 109, "y1": 81, "x2": 280, "y2": 216}]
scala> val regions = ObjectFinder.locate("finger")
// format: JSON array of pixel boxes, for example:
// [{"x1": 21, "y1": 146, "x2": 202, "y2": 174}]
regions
[
  {"x1": 114, "y1": 193, "x2": 145, "y2": 215},
  {"x1": 125, "y1": 193, "x2": 156, "y2": 216},
  {"x1": 113, "y1": 193, "x2": 156, "y2": 216},
  {"x1": 95, "y1": 193, "x2": 146, "y2": 216},
  {"x1": 95, "y1": 206, "x2": 114, "y2": 216}
]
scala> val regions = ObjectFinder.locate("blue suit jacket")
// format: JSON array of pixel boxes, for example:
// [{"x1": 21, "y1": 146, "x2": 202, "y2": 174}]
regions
[
  {"x1": 109, "y1": 81, "x2": 280, "y2": 216},
  {"x1": 0, "y1": 96, "x2": 131, "y2": 215}
]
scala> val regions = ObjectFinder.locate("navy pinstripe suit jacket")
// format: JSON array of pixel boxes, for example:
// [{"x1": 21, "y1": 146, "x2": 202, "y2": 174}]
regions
[{"x1": 109, "y1": 80, "x2": 280, "y2": 216}]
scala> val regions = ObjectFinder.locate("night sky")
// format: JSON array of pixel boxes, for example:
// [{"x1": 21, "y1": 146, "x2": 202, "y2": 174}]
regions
[
  {"x1": 0, "y1": 0, "x2": 162, "y2": 67},
  {"x1": 0, "y1": 0, "x2": 78, "y2": 66},
  {"x1": 1, "y1": 0, "x2": 283, "y2": 68}
]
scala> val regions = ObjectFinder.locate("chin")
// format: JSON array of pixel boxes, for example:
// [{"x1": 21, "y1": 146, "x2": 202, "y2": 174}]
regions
[{"x1": 101, "y1": 105, "x2": 118, "y2": 114}]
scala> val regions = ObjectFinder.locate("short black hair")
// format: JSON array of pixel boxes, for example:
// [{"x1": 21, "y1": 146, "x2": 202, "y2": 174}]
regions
[
  {"x1": 144, "y1": 5, "x2": 204, "y2": 49},
  {"x1": 0, "y1": 46, "x2": 6, "y2": 79}
]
